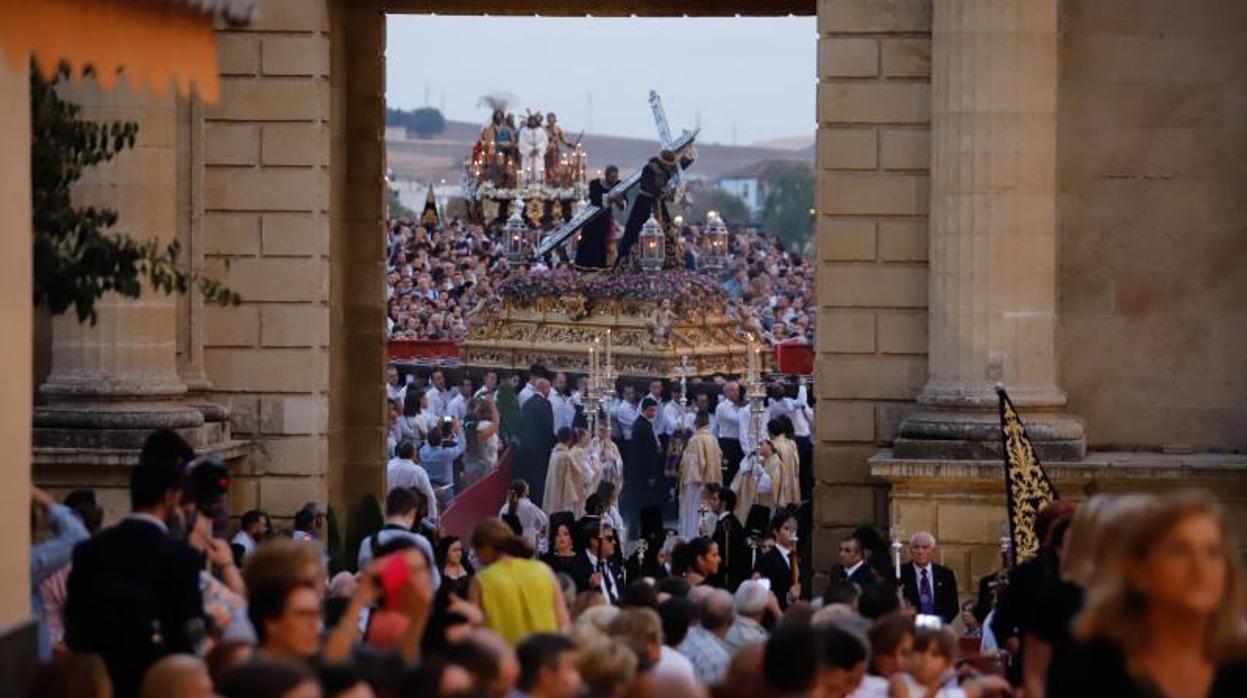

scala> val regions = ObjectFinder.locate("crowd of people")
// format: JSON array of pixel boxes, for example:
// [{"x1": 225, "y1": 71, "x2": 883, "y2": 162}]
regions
[
  {"x1": 26, "y1": 417, "x2": 1247, "y2": 698},
  {"x1": 384, "y1": 215, "x2": 814, "y2": 346}
]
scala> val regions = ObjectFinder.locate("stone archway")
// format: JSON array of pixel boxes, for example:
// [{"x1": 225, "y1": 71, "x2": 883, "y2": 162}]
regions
[{"x1": 196, "y1": 0, "x2": 935, "y2": 574}]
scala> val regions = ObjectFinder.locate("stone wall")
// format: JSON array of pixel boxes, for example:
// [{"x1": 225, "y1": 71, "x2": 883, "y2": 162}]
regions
[
  {"x1": 813, "y1": 0, "x2": 932, "y2": 568},
  {"x1": 874, "y1": 454, "x2": 1247, "y2": 593},
  {"x1": 204, "y1": 0, "x2": 335, "y2": 519},
  {"x1": 1057, "y1": 0, "x2": 1247, "y2": 451}
]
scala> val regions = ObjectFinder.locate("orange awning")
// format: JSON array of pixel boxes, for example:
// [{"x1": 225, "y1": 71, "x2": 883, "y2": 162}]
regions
[{"x1": 0, "y1": 0, "x2": 253, "y2": 102}]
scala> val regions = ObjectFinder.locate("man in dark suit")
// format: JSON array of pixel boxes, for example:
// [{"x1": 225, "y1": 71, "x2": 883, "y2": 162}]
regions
[
  {"x1": 710, "y1": 487, "x2": 750, "y2": 591},
  {"x1": 753, "y1": 510, "x2": 800, "y2": 610},
  {"x1": 626, "y1": 397, "x2": 664, "y2": 522},
  {"x1": 899, "y1": 531, "x2": 960, "y2": 624},
  {"x1": 579, "y1": 519, "x2": 623, "y2": 604},
  {"x1": 516, "y1": 377, "x2": 556, "y2": 505},
  {"x1": 65, "y1": 430, "x2": 207, "y2": 698},
  {"x1": 834, "y1": 534, "x2": 878, "y2": 589}
]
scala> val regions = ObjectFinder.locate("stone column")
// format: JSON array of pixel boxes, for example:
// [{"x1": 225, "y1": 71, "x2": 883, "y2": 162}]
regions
[
  {"x1": 176, "y1": 96, "x2": 212, "y2": 393},
  {"x1": 895, "y1": 0, "x2": 1085, "y2": 460},
  {"x1": 35, "y1": 80, "x2": 205, "y2": 450}
]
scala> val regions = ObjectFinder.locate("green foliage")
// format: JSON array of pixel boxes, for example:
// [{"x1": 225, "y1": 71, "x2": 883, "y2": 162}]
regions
[
  {"x1": 343, "y1": 494, "x2": 385, "y2": 573},
  {"x1": 387, "y1": 106, "x2": 447, "y2": 138},
  {"x1": 761, "y1": 161, "x2": 815, "y2": 254},
  {"x1": 495, "y1": 382, "x2": 521, "y2": 446},
  {"x1": 685, "y1": 186, "x2": 751, "y2": 226},
  {"x1": 31, "y1": 62, "x2": 239, "y2": 324},
  {"x1": 388, "y1": 185, "x2": 416, "y2": 219}
]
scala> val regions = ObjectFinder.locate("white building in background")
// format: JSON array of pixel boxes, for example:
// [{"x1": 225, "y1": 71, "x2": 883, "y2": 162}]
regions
[{"x1": 717, "y1": 160, "x2": 777, "y2": 217}]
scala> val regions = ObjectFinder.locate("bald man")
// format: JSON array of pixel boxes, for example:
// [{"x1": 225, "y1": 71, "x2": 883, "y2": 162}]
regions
[
  {"x1": 899, "y1": 531, "x2": 959, "y2": 623},
  {"x1": 517, "y1": 377, "x2": 557, "y2": 505}
]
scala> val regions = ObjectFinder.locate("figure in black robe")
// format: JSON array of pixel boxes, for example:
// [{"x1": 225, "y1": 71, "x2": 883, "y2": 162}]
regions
[
  {"x1": 516, "y1": 391, "x2": 556, "y2": 505},
  {"x1": 615, "y1": 149, "x2": 694, "y2": 266},
  {"x1": 574, "y1": 166, "x2": 622, "y2": 269},
  {"x1": 711, "y1": 508, "x2": 750, "y2": 592}
]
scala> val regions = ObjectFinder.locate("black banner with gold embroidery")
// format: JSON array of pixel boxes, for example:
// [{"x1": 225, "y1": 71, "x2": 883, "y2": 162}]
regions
[{"x1": 998, "y1": 385, "x2": 1059, "y2": 562}]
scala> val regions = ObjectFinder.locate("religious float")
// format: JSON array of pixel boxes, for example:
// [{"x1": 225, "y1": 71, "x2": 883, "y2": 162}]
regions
[{"x1": 462, "y1": 92, "x2": 770, "y2": 386}]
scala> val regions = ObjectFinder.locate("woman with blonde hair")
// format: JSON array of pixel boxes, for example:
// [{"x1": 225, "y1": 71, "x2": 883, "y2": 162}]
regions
[
  {"x1": 468, "y1": 518, "x2": 570, "y2": 645},
  {"x1": 1048, "y1": 490, "x2": 1247, "y2": 697},
  {"x1": 1024, "y1": 494, "x2": 1155, "y2": 698},
  {"x1": 579, "y1": 637, "x2": 639, "y2": 698}
]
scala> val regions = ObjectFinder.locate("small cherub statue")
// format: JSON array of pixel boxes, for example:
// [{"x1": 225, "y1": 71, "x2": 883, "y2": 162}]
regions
[{"x1": 648, "y1": 298, "x2": 677, "y2": 342}]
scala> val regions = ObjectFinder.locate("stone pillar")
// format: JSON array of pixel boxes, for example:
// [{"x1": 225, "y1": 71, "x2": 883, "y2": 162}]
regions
[
  {"x1": 895, "y1": 0, "x2": 1085, "y2": 460},
  {"x1": 35, "y1": 81, "x2": 206, "y2": 450},
  {"x1": 177, "y1": 96, "x2": 212, "y2": 393}
]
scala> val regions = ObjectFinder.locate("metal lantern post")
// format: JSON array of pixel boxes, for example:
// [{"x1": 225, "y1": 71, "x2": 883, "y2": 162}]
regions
[
  {"x1": 639, "y1": 215, "x2": 665, "y2": 273},
  {"x1": 703, "y1": 211, "x2": 729, "y2": 273},
  {"x1": 504, "y1": 197, "x2": 529, "y2": 266}
]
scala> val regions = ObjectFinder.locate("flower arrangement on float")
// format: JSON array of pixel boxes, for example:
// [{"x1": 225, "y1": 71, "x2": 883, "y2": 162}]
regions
[{"x1": 497, "y1": 269, "x2": 725, "y2": 314}]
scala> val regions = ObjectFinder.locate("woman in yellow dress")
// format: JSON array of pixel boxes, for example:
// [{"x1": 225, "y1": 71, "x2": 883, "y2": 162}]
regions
[{"x1": 468, "y1": 519, "x2": 569, "y2": 645}]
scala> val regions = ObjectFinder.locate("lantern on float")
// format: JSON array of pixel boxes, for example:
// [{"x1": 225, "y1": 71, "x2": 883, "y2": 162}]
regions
[
  {"x1": 504, "y1": 198, "x2": 529, "y2": 265},
  {"x1": 703, "y1": 210, "x2": 729, "y2": 273},
  {"x1": 639, "y1": 215, "x2": 665, "y2": 273}
]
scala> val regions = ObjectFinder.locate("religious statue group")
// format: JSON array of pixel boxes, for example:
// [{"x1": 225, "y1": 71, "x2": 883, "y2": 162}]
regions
[{"x1": 476, "y1": 109, "x2": 580, "y2": 187}]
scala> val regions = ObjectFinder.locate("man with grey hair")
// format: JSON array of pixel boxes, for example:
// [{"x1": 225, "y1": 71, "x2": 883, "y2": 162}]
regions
[
  {"x1": 899, "y1": 531, "x2": 959, "y2": 623},
  {"x1": 725, "y1": 579, "x2": 774, "y2": 653},
  {"x1": 677, "y1": 587, "x2": 734, "y2": 686}
]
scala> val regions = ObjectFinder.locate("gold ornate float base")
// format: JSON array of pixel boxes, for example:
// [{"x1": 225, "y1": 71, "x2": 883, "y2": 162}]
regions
[{"x1": 462, "y1": 297, "x2": 757, "y2": 379}]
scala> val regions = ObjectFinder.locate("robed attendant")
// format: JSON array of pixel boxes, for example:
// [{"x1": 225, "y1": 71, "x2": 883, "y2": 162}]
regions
[
  {"x1": 543, "y1": 432, "x2": 587, "y2": 517},
  {"x1": 575, "y1": 165, "x2": 622, "y2": 269},
  {"x1": 771, "y1": 431, "x2": 802, "y2": 509},
  {"x1": 678, "y1": 413, "x2": 722, "y2": 539}
]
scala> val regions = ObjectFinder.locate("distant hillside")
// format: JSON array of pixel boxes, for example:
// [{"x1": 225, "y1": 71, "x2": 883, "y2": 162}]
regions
[
  {"x1": 387, "y1": 119, "x2": 813, "y2": 184},
  {"x1": 750, "y1": 134, "x2": 815, "y2": 151}
]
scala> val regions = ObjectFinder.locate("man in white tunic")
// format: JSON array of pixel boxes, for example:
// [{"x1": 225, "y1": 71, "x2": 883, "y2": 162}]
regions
[{"x1": 518, "y1": 113, "x2": 549, "y2": 184}]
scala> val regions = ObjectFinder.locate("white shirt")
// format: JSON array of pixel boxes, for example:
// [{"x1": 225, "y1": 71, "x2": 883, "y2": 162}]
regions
[
  {"x1": 844, "y1": 559, "x2": 865, "y2": 582},
  {"x1": 425, "y1": 386, "x2": 446, "y2": 419},
  {"x1": 715, "y1": 400, "x2": 742, "y2": 439},
  {"x1": 518, "y1": 382, "x2": 537, "y2": 408},
  {"x1": 661, "y1": 401, "x2": 686, "y2": 435},
  {"x1": 385, "y1": 457, "x2": 439, "y2": 520},
  {"x1": 847, "y1": 675, "x2": 890, "y2": 698},
  {"x1": 518, "y1": 124, "x2": 549, "y2": 158},
  {"x1": 612, "y1": 400, "x2": 640, "y2": 440},
  {"x1": 445, "y1": 392, "x2": 468, "y2": 421},
  {"x1": 386, "y1": 383, "x2": 405, "y2": 403},
  {"x1": 551, "y1": 391, "x2": 576, "y2": 433},
  {"x1": 500, "y1": 498, "x2": 549, "y2": 553},
  {"x1": 654, "y1": 645, "x2": 696, "y2": 682},
  {"x1": 230, "y1": 530, "x2": 257, "y2": 560},
  {"x1": 646, "y1": 393, "x2": 667, "y2": 435}
]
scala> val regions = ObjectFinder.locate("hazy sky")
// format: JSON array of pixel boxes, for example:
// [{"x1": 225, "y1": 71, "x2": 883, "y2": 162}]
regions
[{"x1": 386, "y1": 15, "x2": 816, "y2": 146}]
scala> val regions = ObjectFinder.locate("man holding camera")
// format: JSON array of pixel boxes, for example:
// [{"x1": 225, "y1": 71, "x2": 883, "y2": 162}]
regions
[{"x1": 419, "y1": 415, "x2": 466, "y2": 504}]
